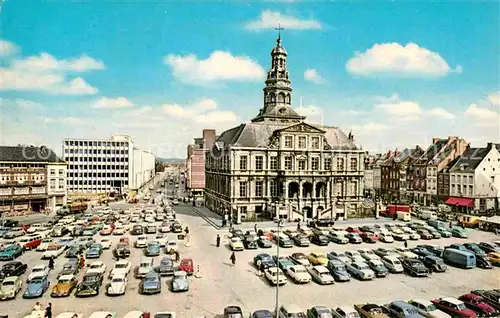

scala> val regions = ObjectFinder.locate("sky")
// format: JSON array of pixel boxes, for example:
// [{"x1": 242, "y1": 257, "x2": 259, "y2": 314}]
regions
[{"x1": 1, "y1": 0, "x2": 499, "y2": 158}]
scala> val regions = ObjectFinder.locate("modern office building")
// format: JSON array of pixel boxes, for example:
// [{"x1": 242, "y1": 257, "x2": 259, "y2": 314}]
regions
[
  {"x1": 62, "y1": 135, "x2": 155, "y2": 194},
  {"x1": 0, "y1": 145, "x2": 67, "y2": 216},
  {"x1": 204, "y1": 36, "x2": 365, "y2": 223}
]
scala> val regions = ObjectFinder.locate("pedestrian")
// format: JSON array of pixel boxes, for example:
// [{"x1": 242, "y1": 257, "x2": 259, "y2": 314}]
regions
[
  {"x1": 297, "y1": 221, "x2": 301, "y2": 231},
  {"x1": 33, "y1": 301, "x2": 42, "y2": 311},
  {"x1": 259, "y1": 262, "x2": 264, "y2": 276},
  {"x1": 79, "y1": 255, "x2": 85, "y2": 269},
  {"x1": 230, "y1": 252, "x2": 236, "y2": 266},
  {"x1": 185, "y1": 226, "x2": 190, "y2": 235},
  {"x1": 175, "y1": 250, "x2": 180, "y2": 262},
  {"x1": 44, "y1": 303, "x2": 52, "y2": 318},
  {"x1": 48, "y1": 256, "x2": 54, "y2": 271},
  {"x1": 254, "y1": 224, "x2": 257, "y2": 233},
  {"x1": 404, "y1": 240, "x2": 408, "y2": 248},
  {"x1": 449, "y1": 221, "x2": 453, "y2": 229},
  {"x1": 216, "y1": 234, "x2": 221, "y2": 247}
]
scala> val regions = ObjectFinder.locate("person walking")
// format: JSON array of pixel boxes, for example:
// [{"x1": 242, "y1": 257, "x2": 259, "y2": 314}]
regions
[
  {"x1": 230, "y1": 252, "x2": 236, "y2": 266},
  {"x1": 254, "y1": 224, "x2": 257, "y2": 233},
  {"x1": 185, "y1": 227, "x2": 190, "y2": 235},
  {"x1": 404, "y1": 240, "x2": 408, "y2": 248},
  {"x1": 44, "y1": 303, "x2": 52, "y2": 318},
  {"x1": 79, "y1": 254, "x2": 85, "y2": 269},
  {"x1": 175, "y1": 250, "x2": 180, "y2": 262},
  {"x1": 216, "y1": 234, "x2": 221, "y2": 247},
  {"x1": 48, "y1": 257, "x2": 54, "y2": 271}
]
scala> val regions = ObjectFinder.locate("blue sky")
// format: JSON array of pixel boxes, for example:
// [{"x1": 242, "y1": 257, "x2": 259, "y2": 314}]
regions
[{"x1": 1, "y1": 0, "x2": 499, "y2": 157}]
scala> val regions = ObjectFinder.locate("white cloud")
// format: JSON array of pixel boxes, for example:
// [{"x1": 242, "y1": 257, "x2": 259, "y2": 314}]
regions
[
  {"x1": 11, "y1": 53, "x2": 105, "y2": 73},
  {"x1": 94, "y1": 97, "x2": 134, "y2": 109},
  {"x1": 346, "y1": 42, "x2": 461, "y2": 77},
  {"x1": 244, "y1": 10, "x2": 322, "y2": 31},
  {"x1": 375, "y1": 100, "x2": 423, "y2": 120},
  {"x1": 342, "y1": 110, "x2": 370, "y2": 116},
  {"x1": 352, "y1": 123, "x2": 390, "y2": 134},
  {"x1": 0, "y1": 68, "x2": 98, "y2": 95},
  {"x1": 195, "y1": 98, "x2": 217, "y2": 110},
  {"x1": 195, "y1": 111, "x2": 239, "y2": 124},
  {"x1": 304, "y1": 68, "x2": 326, "y2": 84},
  {"x1": 0, "y1": 40, "x2": 18, "y2": 57},
  {"x1": 15, "y1": 99, "x2": 43, "y2": 110},
  {"x1": 163, "y1": 104, "x2": 199, "y2": 118},
  {"x1": 295, "y1": 105, "x2": 322, "y2": 117},
  {"x1": 488, "y1": 91, "x2": 500, "y2": 106},
  {"x1": 42, "y1": 117, "x2": 83, "y2": 124},
  {"x1": 465, "y1": 104, "x2": 499, "y2": 126},
  {"x1": 428, "y1": 107, "x2": 456, "y2": 119},
  {"x1": 375, "y1": 93, "x2": 400, "y2": 103},
  {"x1": 164, "y1": 51, "x2": 265, "y2": 84}
]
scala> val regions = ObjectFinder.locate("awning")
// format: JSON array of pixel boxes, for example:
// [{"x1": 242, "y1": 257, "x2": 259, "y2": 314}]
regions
[{"x1": 445, "y1": 197, "x2": 474, "y2": 208}]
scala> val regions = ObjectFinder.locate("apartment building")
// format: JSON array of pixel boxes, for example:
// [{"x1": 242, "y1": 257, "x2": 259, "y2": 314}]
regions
[
  {"x1": 62, "y1": 135, "x2": 155, "y2": 194},
  {"x1": 0, "y1": 145, "x2": 67, "y2": 216},
  {"x1": 186, "y1": 129, "x2": 217, "y2": 197}
]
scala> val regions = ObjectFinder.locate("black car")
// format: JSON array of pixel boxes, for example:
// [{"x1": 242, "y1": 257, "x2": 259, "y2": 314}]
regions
[
  {"x1": 75, "y1": 272, "x2": 103, "y2": 297},
  {"x1": 156, "y1": 257, "x2": 174, "y2": 276},
  {"x1": 401, "y1": 258, "x2": 430, "y2": 277},
  {"x1": 471, "y1": 290, "x2": 500, "y2": 310},
  {"x1": 243, "y1": 235, "x2": 258, "y2": 249},
  {"x1": 224, "y1": 306, "x2": 243, "y2": 318},
  {"x1": 420, "y1": 256, "x2": 447, "y2": 272},
  {"x1": 0, "y1": 261, "x2": 27, "y2": 281},
  {"x1": 293, "y1": 235, "x2": 310, "y2": 247},
  {"x1": 57, "y1": 262, "x2": 80, "y2": 278},
  {"x1": 144, "y1": 225, "x2": 157, "y2": 234},
  {"x1": 410, "y1": 246, "x2": 434, "y2": 257},
  {"x1": 131, "y1": 225, "x2": 143, "y2": 235},
  {"x1": 66, "y1": 245, "x2": 85, "y2": 258},
  {"x1": 278, "y1": 237, "x2": 294, "y2": 248},
  {"x1": 253, "y1": 254, "x2": 275, "y2": 270},
  {"x1": 310, "y1": 234, "x2": 329, "y2": 246},
  {"x1": 419, "y1": 245, "x2": 443, "y2": 257},
  {"x1": 476, "y1": 254, "x2": 493, "y2": 269},
  {"x1": 479, "y1": 242, "x2": 500, "y2": 254},
  {"x1": 171, "y1": 223, "x2": 182, "y2": 233},
  {"x1": 230, "y1": 229, "x2": 245, "y2": 240},
  {"x1": 463, "y1": 243, "x2": 487, "y2": 255},
  {"x1": 114, "y1": 243, "x2": 130, "y2": 258}
]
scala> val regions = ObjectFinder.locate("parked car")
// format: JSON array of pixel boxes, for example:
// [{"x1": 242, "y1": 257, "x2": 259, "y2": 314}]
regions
[
  {"x1": 58, "y1": 262, "x2": 80, "y2": 279},
  {"x1": 307, "y1": 265, "x2": 334, "y2": 285},
  {"x1": 264, "y1": 267, "x2": 287, "y2": 286},
  {"x1": 381, "y1": 256, "x2": 404, "y2": 274},
  {"x1": 407, "y1": 299, "x2": 452, "y2": 318},
  {"x1": 51, "y1": 274, "x2": 78, "y2": 297},
  {"x1": 171, "y1": 270, "x2": 189, "y2": 292},
  {"x1": 326, "y1": 260, "x2": 351, "y2": 282},
  {"x1": 366, "y1": 260, "x2": 388, "y2": 277},
  {"x1": 23, "y1": 274, "x2": 50, "y2": 298},
  {"x1": 431, "y1": 298, "x2": 477, "y2": 318},
  {"x1": 479, "y1": 242, "x2": 500, "y2": 254},
  {"x1": 157, "y1": 257, "x2": 174, "y2": 276},
  {"x1": 145, "y1": 242, "x2": 161, "y2": 257},
  {"x1": 28, "y1": 264, "x2": 50, "y2": 282},
  {"x1": 310, "y1": 234, "x2": 330, "y2": 246},
  {"x1": 307, "y1": 306, "x2": 333, "y2": 318},
  {"x1": 254, "y1": 254, "x2": 276, "y2": 269},
  {"x1": 109, "y1": 260, "x2": 131, "y2": 279},
  {"x1": 471, "y1": 290, "x2": 500, "y2": 311},
  {"x1": 224, "y1": 306, "x2": 244, "y2": 318},
  {"x1": 229, "y1": 238, "x2": 244, "y2": 251},
  {"x1": 290, "y1": 253, "x2": 312, "y2": 267},
  {"x1": 86, "y1": 244, "x2": 104, "y2": 259},
  {"x1": 0, "y1": 276, "x2": 23, "y2": 300},
  {"x1": 285, "y1": 265, "x2": 311, "y2": 284},
  {"x1": 451, "y1": 228, "x2": 468, "y2": 238},
  {"x1": 139, "y1": 271, "x2": 161, "y2": 295},
  {"x1": 345, "y1": 262, "x2": 375, "y2": 280},
  {"x1": 354, "y1": 303, "x2": 389, "y2": 318},
  {"x1": 0, "y1": 244, "x2": 23, "y2": 261},
  {"x1": 420, "y1": 256, "x2": 447, "y2": 273},
  {"x1": 401, "y1": 258, "x2": 430, "y2": 277},
  {"x1": 0, "y1": 261, "x2": 27, "y2": 281},
  {"x1": 458, "y1": 293, "x2": 499, "y2": 317},
  {"x1": 385, "y1": 300, "x2": 425, "y2": 318},
  {"x1": 346, "y1": 233, "x2": 362, "y2": 244},
  {"x1": 136, "y1": 257, "x2": 154, "y2": 279},
  {"x1": 257, "y1": 236, "x2": 273, "y2": 248},
  {"x1": 75, "y1": 272, "x2": 103, "y2": 297},
  {"x1": 327, "y1": 231, "x2": 349, "y2": 244},
  {"x1": 360, "y1": 232, "x2": 379, "y2": 244},
  {"x1": 307, "y1": 252, "x2": 328, "y2": 266},
  {"x1": 487, "y1": 253, "x2": 500, "y2": 266},
  {"x1": 179, "y1": 258, "x2": 194, "y2": 276}
]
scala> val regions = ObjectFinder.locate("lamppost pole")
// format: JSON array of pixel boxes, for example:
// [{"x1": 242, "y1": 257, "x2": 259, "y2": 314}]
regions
[{"x1": 275, "y1": 218, "x2": 283, "y2": 315}]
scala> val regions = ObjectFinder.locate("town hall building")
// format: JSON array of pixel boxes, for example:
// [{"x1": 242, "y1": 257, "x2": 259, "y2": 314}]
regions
[{"x1": 204, "y1": 36, "x2": 365, "y2": 223}]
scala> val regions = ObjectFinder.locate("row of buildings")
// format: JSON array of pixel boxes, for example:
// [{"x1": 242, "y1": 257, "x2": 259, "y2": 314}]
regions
[
  {"x1": 185, "y1": 36, "x2": 500, "y2": 223},
  {"x1": 0, "y1": 135, "x2": 155, "y2": 216},
  {"x1": 364, "y1": 139, "x2": 500, "y2": 214}
]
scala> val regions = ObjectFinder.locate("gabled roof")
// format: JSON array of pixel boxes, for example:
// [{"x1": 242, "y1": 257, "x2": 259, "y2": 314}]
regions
[
  {"x1": 414, "y1": 139, "x2": 448, "y2": 165},
  {"x1": 449, "y1": 147, "x2": 489, "y2": 173},
  {"x1": 0, "y1": 146, "x2": 64, "y2": 163}
]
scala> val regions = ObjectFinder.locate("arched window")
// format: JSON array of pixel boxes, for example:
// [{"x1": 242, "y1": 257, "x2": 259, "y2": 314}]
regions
[
  {"x1": 278, "y1": 92, "x2": 285, "y2": 103},
  {"x1": 285, "y1": 94, "x2": 291, "y2": 104},
  {"x1": 265, "y1": 93, "x2": 270, "y2": 103},
  {"x1": 270, "y1": 93, "x2": 276, "y2": 102}
]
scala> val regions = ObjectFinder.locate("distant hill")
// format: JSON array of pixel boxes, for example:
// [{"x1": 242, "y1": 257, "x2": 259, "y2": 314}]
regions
[{"x1": 156, "y1": 158, "x2": 185, "y2": 164}]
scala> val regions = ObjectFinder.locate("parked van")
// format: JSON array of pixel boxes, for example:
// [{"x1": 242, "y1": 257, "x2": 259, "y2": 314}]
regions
[
  {"x1": 381, "y1": 255, "x2": 404, "y2": 273},
  {"x1": 428, "y1": 219, "x2": 446, "y2": 230},
  {"x1": 442, "y1": 249, "x2": 476, "y2": 269},
  {"x1": 397, "y1": 211, "x2": 411, "y2": 222},
  {"x1": 420, "y1": 210, "x2": 438, "y2": 221}
]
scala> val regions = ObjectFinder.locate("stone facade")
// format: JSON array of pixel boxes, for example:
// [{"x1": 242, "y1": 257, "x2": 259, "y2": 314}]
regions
[{"x1": 204, "y1": 37, "x2": 365, "y2": 223}]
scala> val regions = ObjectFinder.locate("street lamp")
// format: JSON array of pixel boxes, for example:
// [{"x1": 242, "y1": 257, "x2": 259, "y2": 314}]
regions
[{"x1": 275, "y1": 218, "x2": 284, "y2": 316}]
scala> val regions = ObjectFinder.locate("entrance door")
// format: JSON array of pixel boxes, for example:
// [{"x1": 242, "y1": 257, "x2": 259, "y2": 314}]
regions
[
  {"x1": 302, "y1": 206, "x2": 313, "y2": 219},
  {"x1": 255, "y1": 205, "x2": 263, "y2": 215}
]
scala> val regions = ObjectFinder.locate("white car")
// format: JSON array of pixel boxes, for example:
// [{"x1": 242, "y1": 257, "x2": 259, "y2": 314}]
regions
[
  {"x1": 378, "y1": 232, "x2": 394, "y2": 243},
  {"x1": 42, "y1": 244, "x2": 65, "y2": 259},
  {"x1": 308, "y1": 265, "x2": 335, "y2": 285},
  {"x1": 110, "y1": 260, "x2": 132, "y2": 279},
  {"x1": 37, "y1": 238, "x2": 54, "y2": 251},
  {"x1": 264, "y1": 267, "x2": 287, "y2": 286},
  {"x1": 402, "y1": 227, "x2": 421, "y2": 240},
  {"x1": 86, "y1": 261, "x2": 107, "y2": 276},
  {"x1": 391, "y1": 229, "x2": 410, "y2": 241},
  {"x1": 408, "y1": 299, "x2": 452, "y2": 318},
  {"x1": 27, "y1": 223, "x2": 42, "y2": 234},
  {"x1": 160, "y1": 225, "x2": 171, "y2": 233},
  {"x1": 395, "y1": 248, "x2": 419, "y2": 259},
  {"x1": 100, "y1": 239, "x2": 112, "y2": 249},
  {"x1": 285, "y1": 265, "x2": 311, "y2": 284},
  {"x1": 107, "y1": 272, "x2": 128, "y2": 296},
  {"x1": 144, "y1": 216, "x2": 155, "y2": 223},
  {"x1": 135, "y1": 236, "x2": 148, "y2": 248},
  {"x1": 28, "y1": 264, "x2": 50, "y2": 282},
  {"x1": 165, "y1": 241, "x2": 178, "y2": 253},
  {"x1": 229, "y1": 238, "x2": 244, "y2": 251},
  {"x1": 155, "y1": 235, "x2": 167, "y2": 247},
  {"x1": 113, "y1": 226, "x2": 125, "y2": 235},
  {"x1": 345, "y1": 251, "x2": 365, "y2": 263}
]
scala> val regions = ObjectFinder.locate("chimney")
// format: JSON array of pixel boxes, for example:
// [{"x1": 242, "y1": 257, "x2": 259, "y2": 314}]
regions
[
  {"x1": 202, "y1": 129, "x2": 216, "y2": 150},
  {"x1": 487, "y1": 142, "x2": 493, "y2": 150},
  {"x1": 432, "y1": 137, "x2": 440, "y2": 144}
]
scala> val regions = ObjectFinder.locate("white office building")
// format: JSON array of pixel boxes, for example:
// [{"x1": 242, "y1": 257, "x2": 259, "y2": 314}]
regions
[{"x1": 62, "y1": 135, "x2": 155, "y2": 194}]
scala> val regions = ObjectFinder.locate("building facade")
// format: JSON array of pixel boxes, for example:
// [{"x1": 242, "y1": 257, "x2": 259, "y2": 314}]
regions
[
  {"x1": 62, "y1": 135, "x2": 155, "y2": 194},
  {"x1": 186, "y1": 129, "x2": 217, "y2": 197},
  {"x1": 204, "y1": 37, "x2": 365, "y2": 223},
  {"x1": 0, "y1": 146, "x2": 67, "y2": 216}
]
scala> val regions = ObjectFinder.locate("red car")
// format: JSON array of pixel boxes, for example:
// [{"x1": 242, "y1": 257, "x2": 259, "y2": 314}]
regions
[
  {"x1": 179, "y1": 258, "x2": 194, "y2": 275},
  {"x1": 100, "y1": 227, "x2": 113, "y2": 235},
  {"x1": 346, "y1": 227, "x2": 361, "y2": 234},
  {"x1": 432, "y1": 297, "x2": 477, "y2": 318},
  {"x1": 360, "y1": 232, "x2": 379, "y2": 243},
  {"x1": 459, "y1": 293, "x2": 499, "y2": 317}
]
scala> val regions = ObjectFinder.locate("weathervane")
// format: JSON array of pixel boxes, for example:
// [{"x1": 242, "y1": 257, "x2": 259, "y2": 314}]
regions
[{"x1": 275, "y1": 23, "x2": 284, "y2": 42}]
